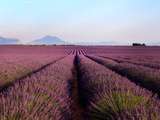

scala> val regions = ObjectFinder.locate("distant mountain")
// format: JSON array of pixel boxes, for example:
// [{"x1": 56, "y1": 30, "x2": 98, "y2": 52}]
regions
[
  {"x1": 0, "y1": 36, "x2": 19, "y2": 45},
  {"x1": 30, "y1": 36, "x2": 65, "y2": 45}
]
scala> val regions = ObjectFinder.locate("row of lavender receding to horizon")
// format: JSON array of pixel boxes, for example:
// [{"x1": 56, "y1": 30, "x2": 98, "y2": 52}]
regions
[{"x1": 87, "y1": 55, "x2": 160, "y2": 96}]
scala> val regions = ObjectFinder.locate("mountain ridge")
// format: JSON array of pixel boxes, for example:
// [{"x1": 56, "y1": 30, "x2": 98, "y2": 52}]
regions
[
  {"x1": 30, "y1": 35, "x2": 66, "y2": 45},
  {"x1": 0, "y1": 36, "x2": 19, "y2": 45}
]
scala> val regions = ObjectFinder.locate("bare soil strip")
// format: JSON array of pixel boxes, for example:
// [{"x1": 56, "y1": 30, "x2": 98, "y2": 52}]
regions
[{"x1": 69, "y1": 54, "x2": 85, "y2": 120}]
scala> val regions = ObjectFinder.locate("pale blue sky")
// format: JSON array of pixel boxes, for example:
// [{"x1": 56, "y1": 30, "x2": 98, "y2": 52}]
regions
[{"x1": 0, "y1": 0, "x2": 160, "y2": 44}]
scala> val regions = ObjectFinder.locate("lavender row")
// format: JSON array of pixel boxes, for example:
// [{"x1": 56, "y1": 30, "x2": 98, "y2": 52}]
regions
[
  {"x1": 99, "y1": 55, "x2": 160, "y2": 69},
  {"x1": 0, "y1": 54, "x2": 65, "y2": 89},
  {"x1": 88, "y1": 55, "x2": 160, "y2": 96},
  {"x1": 0, "y1": 55, "x2": 74, "y2": 120},
  {"x1": 78, "y1": 55, "x2": 160, "y2": 119}
]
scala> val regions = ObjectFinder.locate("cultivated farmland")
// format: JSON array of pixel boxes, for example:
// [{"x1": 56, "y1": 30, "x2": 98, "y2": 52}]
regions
[{"x1": 0, "y1": 45, "x2": 160, "y2": 120}]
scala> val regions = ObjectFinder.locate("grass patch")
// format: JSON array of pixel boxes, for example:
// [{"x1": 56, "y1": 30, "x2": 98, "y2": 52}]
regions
[{"x1": 88, "y1": 91, "x2": 150, "y2": 120}]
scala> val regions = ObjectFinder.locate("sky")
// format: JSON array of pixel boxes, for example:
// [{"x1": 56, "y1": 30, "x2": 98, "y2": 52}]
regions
[{"x1": 0, "y1": 0, "x2": 160, "y2": 45}]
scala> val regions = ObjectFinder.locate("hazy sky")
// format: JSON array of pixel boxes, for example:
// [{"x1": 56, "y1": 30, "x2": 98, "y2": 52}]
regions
[{"x1": 0, "y1": 0, "x2": 160, "y2": 44}]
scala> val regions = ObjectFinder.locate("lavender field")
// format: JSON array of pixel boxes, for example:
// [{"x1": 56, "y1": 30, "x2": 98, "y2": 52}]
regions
[{"x1": 0, "y1": 45, "x2": 160, "y2": 120}]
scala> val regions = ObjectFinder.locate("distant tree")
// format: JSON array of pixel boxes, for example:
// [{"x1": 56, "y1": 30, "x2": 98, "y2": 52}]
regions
[
  {"x1": 132, "y1": 43, "x2": 146, "y2": 46},
  {"x1": 142, "y1": 43, "x2": 146, "y2": 46}
]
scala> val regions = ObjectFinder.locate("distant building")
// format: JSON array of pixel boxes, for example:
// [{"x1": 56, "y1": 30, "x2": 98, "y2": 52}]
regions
[{"x1": 132, "y1": 43, "x2": 146, "y2": 46}]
